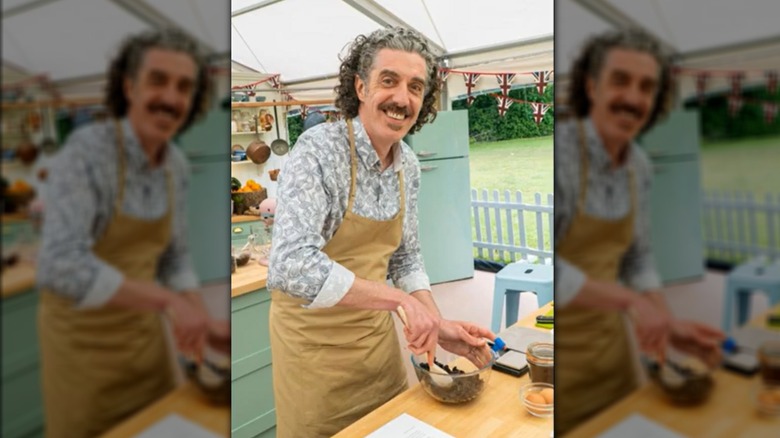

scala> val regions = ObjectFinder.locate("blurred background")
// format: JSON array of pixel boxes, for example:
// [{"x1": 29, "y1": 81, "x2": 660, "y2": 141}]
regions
[{"x1": 2, "y1": 1, "x2": 231, "y2": 436}]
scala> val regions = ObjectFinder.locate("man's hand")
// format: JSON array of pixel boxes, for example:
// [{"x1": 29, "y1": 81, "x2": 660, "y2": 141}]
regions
[
  {"x1": 438, "y1": 320, "x2": 497, "y2": 369},
  {"x1": 669, "y1": 320, "x2": 725, "y2": 368},
  {"x1": 206, "y1": 319, "x2": 231, "y2": 354},
  {"x1": 627, "y1": 294, "x2": 673, "y2": 361},
  {"x1": 165, "y1": 294, "x2": 210, "y2": 363},
  {"x1": 398, "y1": 296, "x2": 440, "y2": 359}
]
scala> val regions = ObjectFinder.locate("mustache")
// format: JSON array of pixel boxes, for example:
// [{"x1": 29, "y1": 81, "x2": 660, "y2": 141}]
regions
[
  {"x1": 379, "y1": 103, "x2": 410, "y2": 117},
  {"x1": 148, "y1": 103, "x2": 182, "y2": 118},
  {"x1": 609, "y1": 103, "x2": 643, "y2": 119}
]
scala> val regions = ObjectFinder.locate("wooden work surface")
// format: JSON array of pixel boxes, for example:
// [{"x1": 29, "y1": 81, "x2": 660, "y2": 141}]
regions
[
  {"x1": 2, "y1": 212, "x2": 30, "y2": 223},
  {"x1": 100, "y1": 382, "x2": 229, "y2": 437},
  {"x1": 334, "y1": 303, "x2": 554, "y2": 438},
  {"x1": 230, "y1": 261, "x2": 268, "y2": 297},
  {"x1": 231, "y1": 214, "x2": 263, "y2": 223},
  {"x1": 1, "y1": 261, "x2": 36, "y2": 298},
  {"x1": 568, "y1": 304, "x2": 780, "y2": 437}
]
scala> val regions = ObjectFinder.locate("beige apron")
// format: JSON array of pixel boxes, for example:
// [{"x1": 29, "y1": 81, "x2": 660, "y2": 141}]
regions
[
  {"x1": 556, "y1": 121, "x2": 640, "y2": 435},
  {"x1": 270, "y1": 119, "x2": 409, "y2": 438},
  {"x1": 38, "y1": 121, "x2": 175, "y2": 438}
]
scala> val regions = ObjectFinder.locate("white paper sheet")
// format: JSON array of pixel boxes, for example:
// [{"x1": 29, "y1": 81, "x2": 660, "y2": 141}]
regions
[
  {"x1": 133, "y1": 413, "x2": 223, "y2": 438},
  {"x1": 365, "y1": 413, "x2": 455, "y2": 438},
  {"x1": 596, "y1": 414, "x2": 687, "y2": 438},
  {"x1": 497, "y1": 325, "x2": 552, "y2": 352}
]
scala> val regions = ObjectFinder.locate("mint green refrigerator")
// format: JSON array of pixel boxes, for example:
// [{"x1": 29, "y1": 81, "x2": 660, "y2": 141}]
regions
[{"x1": 405, "y1": 110, "x2": 474, "y2": 285}]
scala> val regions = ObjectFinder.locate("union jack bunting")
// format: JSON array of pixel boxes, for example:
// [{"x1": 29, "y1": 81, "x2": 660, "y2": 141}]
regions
[
  {"x1": 496, "y1": 73, "x2": 516, "y2": 97},
  {"x1": 463, "y1": 73, "x2": 481, "y2": 106},
  {"x1": 767, "y1": 71, "x2": 778, "y2": 95},
  {"x1": 729, "y1": 72, "x2": 744, "y2": 97},
  {"x1": 763, "y1": 101, "x2": 778, "y2": 124},
  {"x1": 696, "y1": 73, "x2": 709, "y2": 105},
  {"x1": 269, "y1": 75, "x2": 281, "y2": 89},
  {"x1": 495, "y1": 95, "x2": 513, "y2": 117},
  {"x1": 300, "y1": 105, "x2": 308, "y2": 119},
  {"x1": 438, "y1": 68, "x2": 450, "y2": 84},
  {"x1": 529, "y1": 102, "x2": 551, "y2": 125},
  {"x1": 727, "y1": 95, "x2": 743, "y2": 117},
  {"x1": 531, "y1": 71, "x2": 553, "y2": 96}
]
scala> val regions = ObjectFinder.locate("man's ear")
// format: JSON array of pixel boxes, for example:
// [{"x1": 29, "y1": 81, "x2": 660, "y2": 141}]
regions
[{"x1": 354, "y1": 74, "x2": 366, "y2": 103}]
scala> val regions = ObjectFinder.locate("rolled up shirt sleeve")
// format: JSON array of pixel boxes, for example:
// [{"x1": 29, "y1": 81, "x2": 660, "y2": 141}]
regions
[
  {"x1": 156, "y1": 154, "x2": 200, "y2": 292},
  {"x1": 266, "y1": 141, "x2": 355, "y2": 308},
  {"x1": 389, "y1": 157, "x2": 431, "y2": 293},
  {"x1": 36, "y1": 132, "x2": 124, "y2": 308}
]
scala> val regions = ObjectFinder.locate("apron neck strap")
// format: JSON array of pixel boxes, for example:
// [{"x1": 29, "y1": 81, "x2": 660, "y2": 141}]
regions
[
  {"x1": 346, "y1": 119, "x2": 359, "y2": 212},
  {"x1": 575, "y1": 119, "x2": 637, "y2": 215}
]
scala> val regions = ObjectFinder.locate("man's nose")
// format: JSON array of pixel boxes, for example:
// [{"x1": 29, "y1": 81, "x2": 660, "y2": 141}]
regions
[{"x1": 391, "y1": 85, "x2": 411, "y2": 108}]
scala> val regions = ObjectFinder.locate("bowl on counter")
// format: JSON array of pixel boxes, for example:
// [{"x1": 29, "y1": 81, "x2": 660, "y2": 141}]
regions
[
  {"x1": 755, "y1": 384, "x2": 780, "y2": 416},
  {"x1": 647, "y1": 354, "x2": 715, "y2": 405},
  {"x1": 411, "y1": 352, "x2": 495, "y2": 404},
  {"x1": 520, "y1": 382, "x2": 554, "y2": 418}
]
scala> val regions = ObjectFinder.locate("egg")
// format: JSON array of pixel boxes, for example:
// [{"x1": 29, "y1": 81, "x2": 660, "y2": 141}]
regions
[
  {"x1": 540, "y1": 388, "x2": 554, "y2": 404},
  {"x1": 525, "y1": 392, "x2": 546, "y2": 405}
]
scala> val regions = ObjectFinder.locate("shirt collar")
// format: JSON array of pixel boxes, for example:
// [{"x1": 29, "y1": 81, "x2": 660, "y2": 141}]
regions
[
  {"x1": 351, "y1": 117, "x2": 404, "y2": 173},
  {"x1": 120, "y1": 117, "x2": 171, "y2": 170},
  {"x1": 582, "y1": 117, "x2": 633, "y2": 171}
]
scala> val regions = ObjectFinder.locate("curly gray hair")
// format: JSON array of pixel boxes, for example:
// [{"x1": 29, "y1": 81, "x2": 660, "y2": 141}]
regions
[
  {"x1": 334, "y1": 27, "x2": 440, "y2": 134},
  {"x1": 104, "y1": 28, "x2": 212, "y2": 133},
  {"x1": 568, "y1": 28, "x2": 676, "y2": 133}
]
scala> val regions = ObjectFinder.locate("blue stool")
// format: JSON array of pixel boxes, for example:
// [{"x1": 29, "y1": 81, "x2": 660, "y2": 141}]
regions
[
  {"x1": 721, "y1": 258, "x2": 780, "y2": 331},
  {"x1": 491, "y1": 262, "x2": 554, "y2": 333}
]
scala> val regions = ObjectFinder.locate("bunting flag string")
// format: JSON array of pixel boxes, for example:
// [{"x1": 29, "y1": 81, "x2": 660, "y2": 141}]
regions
[
  {"x1": 767, "y1": 71, "x2": 778, "y2": 95},
  {"x1": 696, "y1": 73, "x2": 709, "y2": 105},
  {"x1": 494, "y1": 95, "x2": 513, "y2": 117},
  {"x1": 496, "y1": 73, "x2": 516, "y2": 97},
  {"x1": 463, "y1": 73, "x2": 482, "y2": 106},
  {"x1": 727, "y1": 95, "x2": 744, "y2": 117},
  {"x1": 763, "y1": 101, "x2": 778, "y2": 124},
  {"x1": 531, "y1": 71, "x2": 553, "y2": 96},
  {"x1": 231, "y1": 74, "x2": 280, "y2": 90},
  {"x1": 529, "y1": 102, "x2": 552, "y2": 125},
  {"x1": 300, "y1": 104, "x2": 308, "y2": 120}
]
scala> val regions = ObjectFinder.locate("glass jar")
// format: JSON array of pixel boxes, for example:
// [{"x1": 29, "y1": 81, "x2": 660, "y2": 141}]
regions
[
  {"x1": 527, "y1": 342, "x2": 554, "y2": 384},
  {"x1": 759, "y1": 340, "x2": 780, "y2": 385}
]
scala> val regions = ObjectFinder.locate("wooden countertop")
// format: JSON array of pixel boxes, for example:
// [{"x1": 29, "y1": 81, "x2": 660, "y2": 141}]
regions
[
  {"x1": 2, "y1": 212, "x2": 30, "y2": 223},
  {"x1": 100, "y1": 382, "x2": 229, "y2": 437},
  {"x1": 231, "y1": 214, "x2": 263, "y2": 223},
  {"x1": 334, "y1": 303, "x2": 555, "y2": 438},
  {"x1": 568, "y1": 303, "x2": 780, "y2": 437},
  {"x1": 1, "y1": 262, "x2": 36, "y2": 298},
  {"x1": 231, "y1": 261, "x2": 268, "y2": 297}
]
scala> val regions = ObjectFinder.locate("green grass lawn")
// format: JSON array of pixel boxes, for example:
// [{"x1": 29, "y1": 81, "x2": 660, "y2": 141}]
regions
[
  {"x1": 468, "y1": 136, "x2": 553, "y2": 263},
  {"x1": 699, "y1": 134, "x2": 780, "y2": 262},
  {"x1": 700, "y1": 135, "x2": 780, "y2": 196}
]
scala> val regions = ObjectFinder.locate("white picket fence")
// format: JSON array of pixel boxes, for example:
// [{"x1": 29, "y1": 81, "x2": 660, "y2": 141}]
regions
[
  {"x1": 471, "y1": 189, "x2": 554, "y2": 264},
  {"x1": 702, "y1": 190, "x2": 780, "y2": 263}
]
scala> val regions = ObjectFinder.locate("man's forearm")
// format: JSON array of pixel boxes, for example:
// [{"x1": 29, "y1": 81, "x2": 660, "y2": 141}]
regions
[
  {"x1": 336, "y1": 277, "x2": 410, "y2": 311},
  {"x1": 568, "y1": 277, "x2": 641, "y2": 311},
  {"x1": 105, "y1": 279, "x2": 176, "y2": 312}
]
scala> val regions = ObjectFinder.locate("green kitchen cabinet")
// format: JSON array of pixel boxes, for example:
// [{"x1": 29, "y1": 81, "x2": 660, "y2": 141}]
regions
[
  {"x1": 231, "y1": 288, "x2": 275, "y2": 438},
  {"x1": 638, "y1": 109, "x2": 705, "y2": 284},
  {"x1": 2, "y1": 288, "x2": 44, "y2": 438},
  {"x1": 405, "y1": 110, "x2": 474, "y2": 284}
]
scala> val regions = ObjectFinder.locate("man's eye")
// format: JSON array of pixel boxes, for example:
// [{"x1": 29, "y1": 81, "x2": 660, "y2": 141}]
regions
[{"x1": 381, "y1": 77, "x2": 395, "y2": 86}]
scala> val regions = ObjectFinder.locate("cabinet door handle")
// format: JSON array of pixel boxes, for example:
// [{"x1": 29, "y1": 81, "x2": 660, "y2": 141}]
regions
[
  {"x1": 416, "y1": 151, "x2": 437, "y2": 158},
  {"x1": 420, "y1": 165, "x2": 438, "y2": 172}
]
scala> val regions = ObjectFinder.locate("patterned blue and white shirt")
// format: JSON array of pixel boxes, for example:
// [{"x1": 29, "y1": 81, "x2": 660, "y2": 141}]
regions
[
  {"x1": 36, "y1": 118, "x2": 199, "y2": 308},
  {"x1": 268, "y1": 117, "x2": 431, "y2": 308}
]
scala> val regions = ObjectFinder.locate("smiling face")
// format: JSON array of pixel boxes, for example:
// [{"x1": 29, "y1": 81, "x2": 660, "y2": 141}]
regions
[
  {"x1": 587, "y1": 47, "x2": 660, "y2": 149},
  {"x1": 123, "y1": 48, "x2": 197, "y2": 148},
  {"x1": 355, "y1": 48, "x2": 427, "y2": 148}
]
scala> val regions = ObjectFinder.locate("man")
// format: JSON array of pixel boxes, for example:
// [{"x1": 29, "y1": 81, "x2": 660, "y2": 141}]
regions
[
  {"x1": 36, "y1": 29, "x2": 226, "y2": 438},
  {"x1": 555, "y1": 29, "x2": 726, "y2": 434},
  {"x1": 267, "y1": 27, "x2": 496, "y2": 437}
]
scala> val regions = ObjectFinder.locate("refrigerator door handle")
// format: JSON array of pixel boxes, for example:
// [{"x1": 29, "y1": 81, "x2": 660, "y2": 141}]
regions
[
  {"x1": 420, "y1": 165, "x2": 439, "y2": 172},
  {"x1": 416, "y1": 151, "x2": 438, "y2": 158}
]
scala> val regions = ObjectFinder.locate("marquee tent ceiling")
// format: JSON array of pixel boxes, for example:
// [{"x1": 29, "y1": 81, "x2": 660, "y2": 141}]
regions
[
  {"x1": 556, "y1": 0, "x2": 780, "y2": 100},
  {"x1": 230, "y1": 0, "x2": 554, "y2": 102}
]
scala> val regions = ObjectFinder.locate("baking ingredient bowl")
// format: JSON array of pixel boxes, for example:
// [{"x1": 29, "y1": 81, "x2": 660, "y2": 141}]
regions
[
  {"x1": 648, "y1": 355, "x2": 714, "y2": 405},
  {"x1": 520, "y1": 382, "x2": 554, "y2": 418},
  {"x1": 755, "y1": 384, "x2": 780, "y2": 416},
  {"x1": 411, "y1": 352, "x2": 495, "y2": 404}
]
